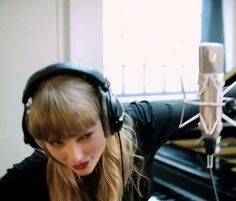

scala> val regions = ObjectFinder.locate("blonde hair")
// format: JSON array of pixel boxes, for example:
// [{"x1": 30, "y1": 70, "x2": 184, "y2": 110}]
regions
[{"x1": 27, "y1": 75, "x2": 144, "y2": 201}]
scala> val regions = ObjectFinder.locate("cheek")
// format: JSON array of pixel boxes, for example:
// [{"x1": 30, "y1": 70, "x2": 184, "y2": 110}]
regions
[
  {"x1": 89, "y1": 133, "x2": 106, "y2": 156},
  {"x1": 86, "y1": 121, "x2": 107, "y2": 156}
]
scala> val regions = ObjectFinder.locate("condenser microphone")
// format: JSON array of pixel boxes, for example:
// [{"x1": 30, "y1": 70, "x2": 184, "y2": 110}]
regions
[{"x1": 198, "y1": 42, "x2": 224, "y2": 168}]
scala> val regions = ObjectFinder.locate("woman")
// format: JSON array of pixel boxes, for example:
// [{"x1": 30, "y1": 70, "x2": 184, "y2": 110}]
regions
[{"x1": 0, "y1": 63, "x2": 198, "y2": 201}]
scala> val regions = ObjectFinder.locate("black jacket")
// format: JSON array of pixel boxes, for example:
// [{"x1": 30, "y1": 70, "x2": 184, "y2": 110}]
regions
[{"x1": 0, "y1": 100, "x2": 198, "y2": 201}]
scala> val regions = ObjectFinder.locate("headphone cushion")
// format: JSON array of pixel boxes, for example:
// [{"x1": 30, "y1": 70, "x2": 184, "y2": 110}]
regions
[
  {"x1": 100, "y1": 91, "x2": 112, "y2": 135},
  {"x1": 106, "y1": 92, "x2": 124, "y2": 134}
]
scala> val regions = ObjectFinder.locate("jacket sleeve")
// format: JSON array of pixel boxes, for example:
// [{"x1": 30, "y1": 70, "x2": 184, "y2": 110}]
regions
[{"x1": 124, "y1": 100, "x2": 199, "y2": 156}]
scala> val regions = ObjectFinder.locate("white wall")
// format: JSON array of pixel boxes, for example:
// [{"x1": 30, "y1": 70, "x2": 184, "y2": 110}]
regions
[
  {"x1": 0, "y1": 0, "x2": 103, "y2": 176},
  {"x1": 0, "y1": 0, "x2": 59, "y2": 176},
  {"x1": 69, "y1": 0, "x2": 103, "y2": 68}
]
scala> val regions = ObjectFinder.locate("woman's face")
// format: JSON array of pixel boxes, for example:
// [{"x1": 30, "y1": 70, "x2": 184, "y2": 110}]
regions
[{"x1": 44, "y1": 119, "x2": 106, "y2": 176}]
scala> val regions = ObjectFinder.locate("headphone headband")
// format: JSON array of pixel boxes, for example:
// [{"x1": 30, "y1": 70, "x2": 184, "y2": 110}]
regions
[{"x1": 22, "y1": 63, "x2": 110, "y2": 104}]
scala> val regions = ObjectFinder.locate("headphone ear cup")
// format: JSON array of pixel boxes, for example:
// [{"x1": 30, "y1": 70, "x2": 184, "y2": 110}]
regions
[
  {"x1": 100, "y1": 91, "x2": 112, "y2": 136},
  {"x1": 22, "y1": 107, "x2": 40, "y2": 148},
  {"x1": 100, "y1": 90, "x2": 124, "y2": 135},
  {"x1": 105, "y1": 91, "x2": 124, "y2": 134}
]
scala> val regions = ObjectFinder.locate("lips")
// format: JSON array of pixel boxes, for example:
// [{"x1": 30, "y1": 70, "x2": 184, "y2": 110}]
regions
[{"x1": 72, "y1": 161, "x2": 89, "y2": 170}]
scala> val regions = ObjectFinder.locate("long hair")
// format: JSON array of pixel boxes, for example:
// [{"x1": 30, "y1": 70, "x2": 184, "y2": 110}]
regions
[{"x1": 27, "y1": 75, "x2": 144, "y2": 201}]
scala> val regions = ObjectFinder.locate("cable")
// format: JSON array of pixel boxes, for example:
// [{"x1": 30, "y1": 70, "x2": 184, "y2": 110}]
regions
[
  {"x1": 195, "y1": 151, "x2": 220, "y2": 201},
  {"x1": 117, "y1": 131, "x2": 125, "y2": 188},
  {"x1": 204, "y1": 137, "x2": 220, "y2": 201},
  {"x1": 209, "y1": 165, "x2": 220, "y2": 201}
]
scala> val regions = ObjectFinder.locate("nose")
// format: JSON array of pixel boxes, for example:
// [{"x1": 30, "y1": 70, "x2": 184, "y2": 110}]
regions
[{"x1": 65, "y1": 141, "x2": 84, "y2": 164}]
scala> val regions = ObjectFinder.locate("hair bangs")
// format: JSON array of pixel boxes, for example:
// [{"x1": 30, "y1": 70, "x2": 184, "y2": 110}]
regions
[{"x1": 28, "y1": 76, "x2": 101, "y2": 143}]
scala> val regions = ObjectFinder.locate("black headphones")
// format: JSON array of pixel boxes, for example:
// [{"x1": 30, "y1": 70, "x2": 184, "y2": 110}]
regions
[{"x1": 22, "y1": 62, "x2": 124, "y2": 148}]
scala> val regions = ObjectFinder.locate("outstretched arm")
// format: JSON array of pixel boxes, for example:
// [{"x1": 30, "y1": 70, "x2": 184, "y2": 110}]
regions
[{"x1": 125, "y1": 100, "x2": 199, "y2": 155}]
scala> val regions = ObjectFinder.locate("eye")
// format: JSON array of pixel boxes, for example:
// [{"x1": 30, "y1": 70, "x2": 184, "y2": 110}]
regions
[
  {"x1": 49, "y1": 140, "x2": 64, "y2": 147},
  {"x1": 79, "y1": 132, "x2": 93, "y2": 141}
]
